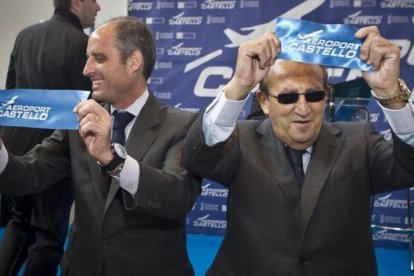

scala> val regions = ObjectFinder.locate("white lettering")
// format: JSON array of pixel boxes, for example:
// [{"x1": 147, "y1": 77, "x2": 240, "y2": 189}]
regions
[{"x1": 194, "y1": 66, "x2": 232, "y2": 97}]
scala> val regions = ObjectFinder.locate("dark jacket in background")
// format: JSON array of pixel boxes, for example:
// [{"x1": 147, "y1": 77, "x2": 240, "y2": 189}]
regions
[{"x1": 0, "y1": 8, "x2": 91, "y2": 276}]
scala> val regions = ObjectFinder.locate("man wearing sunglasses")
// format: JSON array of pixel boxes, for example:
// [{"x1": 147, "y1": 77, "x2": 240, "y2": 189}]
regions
[{"x1": 182, "y1": 26, "x2": 414, "y2": 275}]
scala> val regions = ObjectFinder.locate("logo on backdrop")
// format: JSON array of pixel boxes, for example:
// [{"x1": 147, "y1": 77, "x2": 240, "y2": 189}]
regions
[
  {"x1": 380, "y1": 0, "x2": 414, "y2": 8},
  {"x1": 343, "y1": 10, "x2": 383, "y2": 25},
  {"x1": 169, "y1": 12, "x2": 203, "y2": 25},
  {"x1": 373, "y1": 194, "x2": 408, "y2": 209},
  {"x1": 201, "y1": 183, "x2": 228, "y2": 197},
  {"x1": 201, "y1": 0, "x2": 236, "y2": 9},
  {"x1": 193, "y1": 214, "x2": 227, "y2": 228},
  {"x1": 372, "y1": 229, "x2": 409, "y2": 242},
  {"x1": 167, "y1": 43, "x2": 202, "y2": 56}
]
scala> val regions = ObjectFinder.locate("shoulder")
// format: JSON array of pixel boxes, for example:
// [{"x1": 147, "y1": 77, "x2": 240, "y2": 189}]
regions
[
  {"x1": 14, "y1": 22, "x2": 42, "y2": 42},
  {"x1": 324, "y1": 121, "x2": 370, "y2": 138},
  {"x1": 328, "y1": 121, "x2": 366, "y2": 131},
  {"x1": 161, "y1": 104, "x2": 198, "y2": 124},
  {"x1": 149, "y1": 94, "x2": 197, "y2": 123}
]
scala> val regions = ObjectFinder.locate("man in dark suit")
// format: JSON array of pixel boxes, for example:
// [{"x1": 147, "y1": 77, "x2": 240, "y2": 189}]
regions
[
  {"x1": 0, "y1": 16, "x2": 200, "y2": 275},
  {"x1": 0, "y1": 0, "x2": 100, "y2": 275},
  {"x1": 182, "y1": 27, "x2": 414, "y2": 275}
]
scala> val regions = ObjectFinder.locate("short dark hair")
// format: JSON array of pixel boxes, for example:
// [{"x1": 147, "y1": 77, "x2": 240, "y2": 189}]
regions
[
  {"x1": 53, "y1": 0, "x2": 71, "y2": 9},
  {"x1": 107, "y1": 16, "x2": 156, "y2": 80},
  {"x1": 259, "y1": 64, "x2": 329, "y2": 96}
]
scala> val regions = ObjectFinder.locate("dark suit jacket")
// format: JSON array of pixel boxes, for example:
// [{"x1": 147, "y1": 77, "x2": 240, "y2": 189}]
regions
[
  {"x1": 182, "y1": 115, "x2": 414, "y2": 276},
  {"x1": 0, "y1": 94, "x2": 201, "y2": 275}
]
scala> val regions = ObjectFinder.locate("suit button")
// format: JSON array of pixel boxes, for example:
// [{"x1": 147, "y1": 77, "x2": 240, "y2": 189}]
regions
[
  {"x1": 103, "y1": 239, "x2": 108, "y2": 249},
  {"x1": 192, "y1": 138, "x2": 200, "y2": 150},
  {"x1": 300, "y1": 257, "x2": 311, "y2": 266}
]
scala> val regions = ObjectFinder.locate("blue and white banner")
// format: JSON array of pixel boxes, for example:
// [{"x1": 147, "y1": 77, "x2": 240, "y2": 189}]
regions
[
  {"x1": 276, "y1": 17, "x2": 373, "y2": 71},
  {"x1": 129, "y1": 0, "x2": 414, "y2": 249},
  {"x1": 0, "y1": 89, "x2": 90, "y2": 130}
]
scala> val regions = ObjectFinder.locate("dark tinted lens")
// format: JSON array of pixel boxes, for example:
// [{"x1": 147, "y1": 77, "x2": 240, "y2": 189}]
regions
[
  {"x1": 305, "y1": 91, "x2": 326, "y2": 102},
  {"x1": 276, "y1": 93, "x2": 299, "y2": 104}
]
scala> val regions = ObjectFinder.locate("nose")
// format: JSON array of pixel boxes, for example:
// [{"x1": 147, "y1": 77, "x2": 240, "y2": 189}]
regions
[
  {"x1": 295, "y1": 94, "x2": 310, "y2": 115},
  {"x1": 83, "y1": 58, "x2": 94, "y2": 78},
  {"x1": 96, "y1": 2, "x2": 101, "y2": 11}
]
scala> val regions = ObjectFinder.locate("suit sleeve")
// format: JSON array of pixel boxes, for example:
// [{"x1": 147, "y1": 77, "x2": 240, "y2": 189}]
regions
[
  {"x1": 367, "y1": 123, "x2": 414, "y2": 194},
  {"x1": 0, "y1": 130, "x2": 71, "y2": 196},
  {"x1": 122, "y1": 112, "x2": 202, "y2": 220},
  {"x1": 181, "y1": 113, "x2": 240, "y2": 187}
]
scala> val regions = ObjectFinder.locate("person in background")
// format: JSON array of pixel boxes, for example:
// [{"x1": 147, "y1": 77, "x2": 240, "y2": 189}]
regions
[
  {"x1": 0, "y1": 16, "x2": 200, "y2": 275},
  {"x1": 0, "y1": 0, "x2": 100, "y2": 275},
  {"x1": 182, "y1": 26, "x2": 414, "y2": 275}
]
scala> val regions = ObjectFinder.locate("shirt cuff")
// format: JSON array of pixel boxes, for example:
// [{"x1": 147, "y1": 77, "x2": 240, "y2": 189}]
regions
[
  {"x1": 0, "y1": 142, "x2": 9, "y2": 174},
  {"x1": 381, "y1": 103, "x2": 414, "y2": 133},
  {"x1": 380, "y1": 103, "x2": 414, "y2": 147},
  {"x1": 119, "y1": 155, "x2": 139, "y2": 196},
  {"x1": 202, "y1": 89, "x2": 250, "y2": 146}
]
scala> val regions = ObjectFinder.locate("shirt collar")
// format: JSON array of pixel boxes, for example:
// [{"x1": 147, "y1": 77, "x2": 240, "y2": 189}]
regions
[
  {"x1": 54, "y1": 7, "x2": 83, "y2": 31},
  {"x1": 110, "y1": 88, "x2": 149, "y2": 118},
  {"x1": 285, "y1": 144, "x2": 313, "y2": 155}
]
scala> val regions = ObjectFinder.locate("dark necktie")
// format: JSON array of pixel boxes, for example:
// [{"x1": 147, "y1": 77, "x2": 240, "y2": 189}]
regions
[
  {"x1": 112, "y1": 110, "x2": 135, "y2": 145},
  {"x1": 287, "y1": 147, "x2": 306, "y2": 189}
]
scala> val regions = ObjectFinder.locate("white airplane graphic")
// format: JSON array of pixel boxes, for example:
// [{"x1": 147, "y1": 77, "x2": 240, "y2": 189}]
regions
[
  {"x1": 223, "y1": 0, "x2": 325, "y2": 48},
  {"x1": 348, "y1": 10, "x2": 363, "y2": 19},
  {"x1": 297, "y1": 29, "x2": 324, "y2": 40},
  {"x1": 184, "y1": 0, "x2": 325, "y2": 72},
  {"x1": 1, "y1": 95, "x2": 18, "y2": 108},
  {"x1": 377, "y1": 194, "x2": 392, "y2": 201},
  {"x1": 196, "y1": 214, "x2": 210, "y2": 221}
]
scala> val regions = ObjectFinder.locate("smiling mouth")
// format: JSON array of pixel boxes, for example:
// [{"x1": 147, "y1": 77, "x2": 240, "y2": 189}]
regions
[
  {"x1": 294, "y1": 120, "x2": 310, "y2": 124},
  {"x1": 292, "y1": 120, "x2": 312, "y2": 128},
  {"x1": 92, "y1": 80, "x2": 103, "y2": 89}
]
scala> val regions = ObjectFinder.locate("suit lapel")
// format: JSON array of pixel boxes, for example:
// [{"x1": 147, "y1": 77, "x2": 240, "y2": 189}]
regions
[
  {"x1": 300, "y1": 124, "x2": 343, "y2": 237},
  {"x1": 258, "y1": 120, "x2": 302, "y2": 230},
  {"x1": 103, "y1": 95, "x2": 160, "y2": 215}
]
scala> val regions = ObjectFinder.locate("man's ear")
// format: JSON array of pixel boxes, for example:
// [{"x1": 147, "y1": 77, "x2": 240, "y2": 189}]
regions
[
  {"x1": 127, "y1": 50, "x2": 143, "y2": 74},
  {"x1": 70, "y1": 0, "x2": 81, "y2": 13},
  {"x1": 256, "y1": 90, "x2": 270, "y2": 115}
]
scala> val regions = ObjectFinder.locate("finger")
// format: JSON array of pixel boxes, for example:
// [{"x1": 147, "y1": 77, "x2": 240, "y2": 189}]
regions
[
  {"x1": 356, "y1": 26, "x2": 380, "y2": 61},
  {"x1": 76, "y1": 99, "x2": 110, "y2": 123},
  {"x1": 262, "y1": 32, "x2": 280, "y2": 66},
  {"x1": 78, "y1": 112, "x2": 97, "y2": 131},
  {"x1": 359, "y1": 31, "x2": 377, "y2": 62},
  {"x1": 355, "y1": 25, "x2": 380, "y2": 39},
  {"x1": 365, "y1": 37, "x2": 399, "y2": 71},
  {"x1": 250, "y1": 33, "x2": 279, "y2": 69},
  {"x1": 367, "y1": 37, "x2": 389, "y2": 70}
]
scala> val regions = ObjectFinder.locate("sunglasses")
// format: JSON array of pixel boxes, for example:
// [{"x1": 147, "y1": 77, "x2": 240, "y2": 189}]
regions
[{"x1": 270, "y1": 90, "x2": 327, "y2": 104}]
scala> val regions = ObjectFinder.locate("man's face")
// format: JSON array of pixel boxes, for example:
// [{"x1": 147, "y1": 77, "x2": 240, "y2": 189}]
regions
[
  {"x1": 258, "y1": 60, "x2": 327, "y2": 150},
  {"x1": 78, "y1": 0, "x2": 101, "y2": 28},
  {"x1": 83, "y1": 23, "x2": 135, "y2": 107}
]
